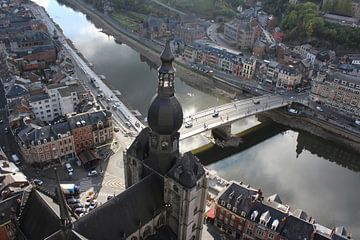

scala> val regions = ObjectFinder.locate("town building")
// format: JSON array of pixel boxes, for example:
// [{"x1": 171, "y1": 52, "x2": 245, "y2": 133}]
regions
[
  {"x1": 67, "y1": 110, "x2": 113, "y2": 153},
  {"x1": 224, "y1": 19, "x2": 256, "y2": 50},
  {"x1": 241, "y1": 58, "x2": 256, "y2": 79},
  {"x1": 175, "y1": 23, "x2": 206, "y2": 45},
  {"x1": 16, "y1": 110, "x2": 112, "y2": 165},
  {"x1": 213, "y1": 180, "x2": 353, "y2": 240},
  {"x1": 311, "y1": 67, "x2": 360, "y2": 117},
  {"x1": 29, "y1": 82, "x2": 90, "y2": 123},
  {"x1": 17, "y1": 122, "x2": 75, "y2": 165},
  {"x1": 276, "y1": 65, "x2": 302, "y2": 90}
]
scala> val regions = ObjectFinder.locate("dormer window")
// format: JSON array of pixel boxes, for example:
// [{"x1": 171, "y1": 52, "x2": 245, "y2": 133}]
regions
[
  {"x1": 221, "y1": 200, "x2": 225, "y2": 206},
  {"x1": 227, "y1": 203, "x2": 231, "y2": 209}
]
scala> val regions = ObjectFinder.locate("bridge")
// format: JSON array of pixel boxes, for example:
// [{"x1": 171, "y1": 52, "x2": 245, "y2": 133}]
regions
[{"x1": 179, "y1": 94, "x2": 290, "y2": 140}]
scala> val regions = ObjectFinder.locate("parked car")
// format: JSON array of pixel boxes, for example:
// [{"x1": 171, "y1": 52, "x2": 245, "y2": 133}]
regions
[
  {"x1": 316, "y1": 106, "x2": 323, "y2": 112},
  {"x1": 33, "y1": 179, "x2": 43, "y2": 186},
  {"x1": 70, "y1": 202, "x2": 83, "y2": 209},
  {"x1": 355, "y1": 120, "x2": 360, "y2": 126},
  {"x1": 253, "y1": 100, "x2": 260, "y2": 104},
  {"x1": 66, "y1": 197, "x2": 80, "y2": 204},
  {"x1": 87, "y1": 170, "x2": 98, "y2": 177},
  {"x1": 114, "y1": 127, "x2": 120, "y2": 132},
  {"x1": 74, "y1": 207, "x2": 86, "y2": 214},
  {"x1": 89, "y1": 200, "x2": 98, "y2": 211},
  {"x1": 85, "y1": 198, "x2": 92, "y2": 208},
  {"x1": 0, "y1": 119, "x2": 3, "y2": 123},
  {"x1": 76, "y1": 159, "x2": 82, "y2": 167},
  {"x1": 65, "y1": 163, "x2": 73, "y2": 174}
]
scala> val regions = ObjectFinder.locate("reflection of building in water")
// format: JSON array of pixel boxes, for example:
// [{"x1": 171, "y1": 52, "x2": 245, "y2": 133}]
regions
[
  {"x1": 296, "y1": 131, "x2": 360, "y2": 172},
  {"x1": 140, "y1": 54, "x2": 158, "y2": 70}
]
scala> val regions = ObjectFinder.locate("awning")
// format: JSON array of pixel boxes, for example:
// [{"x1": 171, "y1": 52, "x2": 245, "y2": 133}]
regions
[{"x1": 207, "y1": 207, "x2": 215, "y2": 219}]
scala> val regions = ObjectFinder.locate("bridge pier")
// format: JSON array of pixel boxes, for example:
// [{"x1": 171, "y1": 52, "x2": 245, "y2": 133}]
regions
[{"x1": 212, "y1": 124, "x2": 232, "y2": 140}]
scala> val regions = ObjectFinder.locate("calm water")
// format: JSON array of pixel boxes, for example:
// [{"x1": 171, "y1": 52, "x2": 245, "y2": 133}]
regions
[{"x1": 35, "y1": 0, "x2": 360, "y2": 237}]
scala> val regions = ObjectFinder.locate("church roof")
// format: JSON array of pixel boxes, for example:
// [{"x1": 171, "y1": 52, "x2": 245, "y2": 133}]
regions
[
  {"x1": 19, "y1": 189, "x2": 61, "y2": 240},
  {"x1": 167, "y1": 152, "x2": 205, "y2": 189},
  {"x1": 44, "y1": 229, "x2": 88, "y2": 240},
  {"x1": 74, "y1": 174, "x2": 164, "y2": 239}
]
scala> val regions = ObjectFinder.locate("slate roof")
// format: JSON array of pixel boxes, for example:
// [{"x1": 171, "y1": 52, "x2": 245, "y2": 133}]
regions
[
  {"x1": 281, "y1": 215, "x2": 314, "y2": 240},
  {"x1": 126, "y1": 127, "x2": 150, "y2": 160},
  {"x1": 0, "y1": 192, "x2": 22, "y2": 225},
  {"x1": 5, "y1": 84, "x2": 28, "y2": 99},
  {"x1": 167, "y1": 151, "x2": 205, "y2": 189},
  {"x1": 247, "y1": 201, "x2": 288, "y2": 234},
  {"x1": 29, "y1": 92, "x2": 50, "y2": 102},
  {"x1": 44, "y1": 229, "x2": 88, "y2": 240},
  {"x1": 145, "y1": 225, "x2": 177, "y2": 240},
  {"x1": 19, "y1": 189, "x2": 61, "y2": 240},
  {"x1": 67, "y1": 111, "x2": 111, "y2": 130},
  {"x1": 217, "y1": 181, "x2": 258, "y2": 216},
  {"x1": 74, "y1": 173, "x2": 165, "y2": 239}
]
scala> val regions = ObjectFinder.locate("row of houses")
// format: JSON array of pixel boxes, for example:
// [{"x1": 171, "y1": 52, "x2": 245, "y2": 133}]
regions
[
  {"x1": 310, "y1": 63, "x2": 360, "y2": 117},
  {"x1": 183, "y1": 40, "x2": 257, "y2": 80},
  {"x1": 210, "y1": 179, "x2": 352, "y2": 240},
  {"x1": 16, "y1": 110, "x2": 113, "y2": 165}
]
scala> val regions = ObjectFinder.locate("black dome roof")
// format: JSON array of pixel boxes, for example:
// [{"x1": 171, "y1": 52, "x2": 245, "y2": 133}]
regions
[{"x1": 148, "y1": 95, "x2": 183, "y2": 135}]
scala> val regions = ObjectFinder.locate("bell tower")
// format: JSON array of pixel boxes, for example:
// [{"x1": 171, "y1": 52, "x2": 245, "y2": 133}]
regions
[{"x1": 146, "y1": 39, "x2": 183, "y2": 174}]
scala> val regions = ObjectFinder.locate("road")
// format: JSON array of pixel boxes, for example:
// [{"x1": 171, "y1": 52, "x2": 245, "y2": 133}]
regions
[
  {"x1": 148, "y1": 0, "x2": 186, "y2": 16},
  {"x1": 27, "y1": 3, "x2": 144, "y2": 135},
  {"x1": 179, "y1": 94, "x2": 290, "y2": 139}
]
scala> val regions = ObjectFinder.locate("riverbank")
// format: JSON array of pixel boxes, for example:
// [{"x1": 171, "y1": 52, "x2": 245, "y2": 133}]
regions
[
  {"x1": 260, "y1": 109, "x2": 360, "y2": 154},
  {"x1": 60, "y1": 0, "x2": 360, "y2": 155},
  {"x1": 60, "y1": 0, "x2": 237, "y2": 101}
]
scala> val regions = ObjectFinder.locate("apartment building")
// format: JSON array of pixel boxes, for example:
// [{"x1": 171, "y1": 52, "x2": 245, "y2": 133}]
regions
[
  {"x1": 276, "y1": 65, "x2": 302, "y2": 89},
  {"x1": 17, "y1": 122, "x2": 75, "y2": 164},
  {"x1": 67, "y1": 110, "x2": 113, "y2": 153},
  {"x1": 214, "y1": 181, "x2": 352, "y2": 240},
  {"x1": 311, "y1": 68, "x2": 360, "y2": 117}
]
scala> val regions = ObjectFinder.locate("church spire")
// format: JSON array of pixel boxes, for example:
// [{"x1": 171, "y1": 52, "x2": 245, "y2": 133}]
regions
[{"x1": 157, "y1": 39, "x2": 175, "y2": 97}]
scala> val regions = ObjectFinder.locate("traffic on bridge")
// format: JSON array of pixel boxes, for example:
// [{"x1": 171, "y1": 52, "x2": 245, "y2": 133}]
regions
[{"x1": 179, "y1": 94, "x2": 290, "y2": 140}]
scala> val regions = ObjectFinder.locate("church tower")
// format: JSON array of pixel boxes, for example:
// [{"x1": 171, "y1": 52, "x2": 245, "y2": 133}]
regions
[{"x1": 123, "y1": 40, "x2": 207, "y2": 240}]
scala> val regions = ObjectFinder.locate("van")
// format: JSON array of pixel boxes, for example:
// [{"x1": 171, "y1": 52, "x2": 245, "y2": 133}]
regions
[
  {"x1": 65, "y1": 163, "x2": 74, "y2": 173},
  {"x1": 11, "y1": 154, "x2": 20, "y2": 165}
]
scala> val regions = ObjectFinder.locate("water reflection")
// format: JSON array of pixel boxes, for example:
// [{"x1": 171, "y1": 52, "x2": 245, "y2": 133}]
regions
[
  {"x1": 206, "y1": 129, "x2": 360, "y2": 237},
  {"x1": 34, "y1": 0, "x2": 360, "y2": 237}
]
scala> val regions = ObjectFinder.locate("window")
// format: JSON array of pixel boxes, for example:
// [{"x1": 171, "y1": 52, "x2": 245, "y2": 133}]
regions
[
  {"x1": 192, "y1": 224, "x2": 196, "y2": 232},
  {"x1": 227, "y1": 203, "x2": 231, "y2": 209},
  {"x1": 193, "y1": 206, "x2": 198, "y2": 215}
]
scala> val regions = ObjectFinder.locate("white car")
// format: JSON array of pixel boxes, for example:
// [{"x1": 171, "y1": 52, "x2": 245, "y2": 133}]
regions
[
  {"x1": 87, "y1": 170, "x2": 98, "y2": 177},
  {"x1": 185, "y1": 121, "x2": 193, "y2": 128},
  {"x1": 355, "y1": 120, "x2": 360, "y2": 126},
  {"x1": 316, "y1": 106, "x2": 323, "y2": 112}
]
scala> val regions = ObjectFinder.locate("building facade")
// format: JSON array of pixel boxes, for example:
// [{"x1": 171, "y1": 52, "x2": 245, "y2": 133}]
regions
[{"x1": 311, "y1": 69, "x2": 360, "y2": 117}]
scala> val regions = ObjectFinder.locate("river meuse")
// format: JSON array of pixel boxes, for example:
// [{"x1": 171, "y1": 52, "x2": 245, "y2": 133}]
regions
[{"x1": 34, "y1": 0, "x2": 360, "y2": 237}]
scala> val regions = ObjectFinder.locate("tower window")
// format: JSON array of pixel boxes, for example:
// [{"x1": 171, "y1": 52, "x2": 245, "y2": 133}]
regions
[
  {"x1": 173, "y1": 184, "x2": 178, "y2": 192},
  {"x1": 161, "y1": 141, "x2": 168, "y2": 151}
]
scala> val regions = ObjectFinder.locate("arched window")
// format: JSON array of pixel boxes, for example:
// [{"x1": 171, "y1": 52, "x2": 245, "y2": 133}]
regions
[
  {"x1": 193, "y1": 206, "x2": 198, "y2": 215},
  {"x1": 131, "y1": 237, "x2": 138, "y2": 240},
  {"x1": 192, "y1": 224, "x2": 196, "y2": 232},
  {"x1": 157, "y1": 214, "x2": 165, "y2": 227}
]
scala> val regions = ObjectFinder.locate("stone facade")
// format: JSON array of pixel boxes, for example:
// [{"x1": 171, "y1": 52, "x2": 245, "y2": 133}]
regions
[{"x1": 311, "y1": 70, "x2": 360, "y2": 117}]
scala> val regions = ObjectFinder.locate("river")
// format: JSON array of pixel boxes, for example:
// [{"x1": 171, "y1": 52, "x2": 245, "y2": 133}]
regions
[{"x1": 34, "y1": 0, "x2": 360, "y2": 237}]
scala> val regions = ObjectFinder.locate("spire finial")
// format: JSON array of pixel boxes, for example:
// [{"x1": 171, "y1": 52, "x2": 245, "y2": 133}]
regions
[
  {"x1": 160, "y1": 39, "x2": 174, "y2": 62},
  {"x1": 54, "y1": 168, "x2": 72, "y2": 228}
]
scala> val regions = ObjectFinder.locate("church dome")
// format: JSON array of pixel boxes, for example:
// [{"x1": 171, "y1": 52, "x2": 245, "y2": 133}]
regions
[{"x1": 148, "y1": 95, "x2": 183, "y2": 135}]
